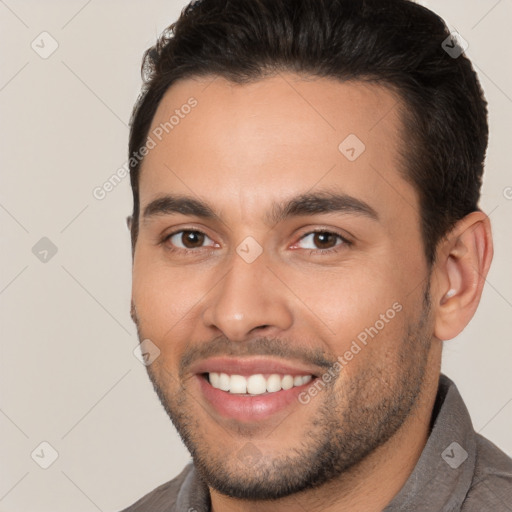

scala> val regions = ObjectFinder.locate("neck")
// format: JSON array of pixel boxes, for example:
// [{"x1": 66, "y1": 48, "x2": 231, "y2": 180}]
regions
[{"x1": 210, "y1": 357, "x2": 441, "y2": 512}]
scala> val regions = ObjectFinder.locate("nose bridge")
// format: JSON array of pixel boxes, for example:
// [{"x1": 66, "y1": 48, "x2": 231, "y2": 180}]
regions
[{"x1": 203, "y1": 249, "x2": 293, "y2": 341}]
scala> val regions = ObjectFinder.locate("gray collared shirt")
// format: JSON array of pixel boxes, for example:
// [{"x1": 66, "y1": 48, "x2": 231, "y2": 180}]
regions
[{"x1": 121, "y1": 374, "x2": 512, "y2": 511}]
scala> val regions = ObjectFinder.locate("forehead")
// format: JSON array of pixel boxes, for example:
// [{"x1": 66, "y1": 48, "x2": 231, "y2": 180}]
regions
[{"x1": 138, "y1": 73, "x2": 418, "y2": 228}]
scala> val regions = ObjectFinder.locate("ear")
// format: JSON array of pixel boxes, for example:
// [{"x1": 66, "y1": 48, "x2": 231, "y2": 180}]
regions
[
  {"x1": 431, "y1": 211, "x2": 493, "y2": 341},
  {"x1": 126, "y1": 215, "x2": 133, "y2": 231}
]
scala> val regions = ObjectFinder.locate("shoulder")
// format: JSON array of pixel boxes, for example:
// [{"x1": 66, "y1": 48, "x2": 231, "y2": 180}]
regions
[
  {"x1": 462, "y1": 434, "x2": 512, "y2": 511},
  {"x1": 119, "y1": 463, "x2": 194, "y2": 512}
]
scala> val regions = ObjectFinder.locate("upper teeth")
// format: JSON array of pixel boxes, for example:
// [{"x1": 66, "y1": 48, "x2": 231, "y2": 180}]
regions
[{"x1": 208, "y1": 372, "x2": 313, "y2": 395}]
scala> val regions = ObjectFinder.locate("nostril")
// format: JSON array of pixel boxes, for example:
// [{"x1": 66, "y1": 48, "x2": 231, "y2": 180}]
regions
[{"x1": 250, "y1": 325, "x2": 270, "y2": 335}]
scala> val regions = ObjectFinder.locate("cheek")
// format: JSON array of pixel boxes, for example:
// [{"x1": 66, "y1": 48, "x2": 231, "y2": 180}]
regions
[
  {"x1": 132, "y1": 254, "x2": 199, "y2": 340},
  {"x1": 286, "y1": 262, "x2": 419, "y2": 376},
  {"x1": 283, "y1": 263, "x2": 404, "y2": 336}
]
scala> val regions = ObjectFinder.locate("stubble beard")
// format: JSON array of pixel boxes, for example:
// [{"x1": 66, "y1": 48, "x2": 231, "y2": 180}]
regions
[{"x1": 134, "y1": 287, "x2": 433, "y2": 500}]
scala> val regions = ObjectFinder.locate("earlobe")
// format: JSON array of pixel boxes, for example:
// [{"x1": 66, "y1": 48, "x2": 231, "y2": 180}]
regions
[{"x1": 433, "y1": 211, "x2": 493, "y2": 341}]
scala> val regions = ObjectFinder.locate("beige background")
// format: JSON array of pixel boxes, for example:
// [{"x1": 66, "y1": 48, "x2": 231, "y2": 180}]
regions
[{"x1": 0, "y1": 1, "x2": 510, "y2": 510}]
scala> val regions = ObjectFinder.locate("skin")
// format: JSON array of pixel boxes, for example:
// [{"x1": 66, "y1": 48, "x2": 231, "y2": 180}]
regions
[{"x1": 129, "y1": 73, "x2": 493, "y2": 511}]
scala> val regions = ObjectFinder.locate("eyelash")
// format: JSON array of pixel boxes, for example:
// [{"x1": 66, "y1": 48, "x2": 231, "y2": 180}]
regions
[{"x1": 160, "y1": 228, "x2": 352, "y2": 256}]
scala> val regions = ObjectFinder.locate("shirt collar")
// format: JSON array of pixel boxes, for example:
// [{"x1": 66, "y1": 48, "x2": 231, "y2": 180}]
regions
[{"x1": 383, "y1": 373, "x2": 476, "y2": 511}]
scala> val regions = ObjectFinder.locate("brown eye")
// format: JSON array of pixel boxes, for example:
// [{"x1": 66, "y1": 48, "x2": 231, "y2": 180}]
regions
[
  {"x1": 181, "y1": 231, "x2": 205, "y2": 248},
  {"x1": 296, "y1": 231, "x2": 347, "y2": 251},
  {"x1": 312, "y1": 232, "x2": 338, "y2": 249},
  {"x1": 166, "y1": 230, "x2": 214, "y2": 250}
]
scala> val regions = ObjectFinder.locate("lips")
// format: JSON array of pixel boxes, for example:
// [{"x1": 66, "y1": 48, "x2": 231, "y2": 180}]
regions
[
  {"x1": 191, "y1": 357, "x2": 320, "y2": 422},
  {"x1": 190, "y1": 356, "x2": 321, "y2": 378}
]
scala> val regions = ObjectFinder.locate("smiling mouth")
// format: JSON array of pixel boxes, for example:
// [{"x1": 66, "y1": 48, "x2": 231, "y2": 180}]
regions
[
  {"x1": 203, "y1": 372, "x2": 314, "y2": 395},
  {"x1": 193, "y1": 357, "x2": 322, "y2": 421}
]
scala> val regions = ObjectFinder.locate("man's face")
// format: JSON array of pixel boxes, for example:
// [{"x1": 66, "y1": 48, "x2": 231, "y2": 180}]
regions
[{"x1": 131, "y1": 74, "x2": 435, "y2": 499}]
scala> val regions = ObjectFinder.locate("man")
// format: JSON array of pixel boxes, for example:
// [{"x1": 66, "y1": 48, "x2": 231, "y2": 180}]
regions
[{"x1": 122, "y1": 0, "x2": 512, "y2": 510}]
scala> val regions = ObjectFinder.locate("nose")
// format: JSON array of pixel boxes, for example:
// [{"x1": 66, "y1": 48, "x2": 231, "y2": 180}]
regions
[{"x1": 201, "y1": 251, "x2": 293, "y2": 342}]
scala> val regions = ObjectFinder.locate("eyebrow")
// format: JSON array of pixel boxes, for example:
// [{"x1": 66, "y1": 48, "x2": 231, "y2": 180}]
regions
[
  {"x1": 142, "y1": 190, "x2": 379, "y2": 226},
  {"x1": 268, "y1": 190, "x2": 378, "y2": 224}
]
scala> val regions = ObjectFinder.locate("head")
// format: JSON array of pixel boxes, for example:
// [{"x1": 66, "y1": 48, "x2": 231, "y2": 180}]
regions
[{"x1": 128, "y1": 0, "x2": 493, "y2": 502}]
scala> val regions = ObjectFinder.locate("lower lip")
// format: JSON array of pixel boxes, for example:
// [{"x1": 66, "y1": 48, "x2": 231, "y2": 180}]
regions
[{"x1": 197, "y1": 375, "x2": 316, "y2": 422}]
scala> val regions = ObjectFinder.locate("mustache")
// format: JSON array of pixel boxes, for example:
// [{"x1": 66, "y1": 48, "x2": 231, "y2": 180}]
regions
[
  {"x1": 131, "y1": 300, "x2": 338, "y2": 376},
  {"x1": 179, "y1": 335, "x2": 337, "y2": 378}
]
